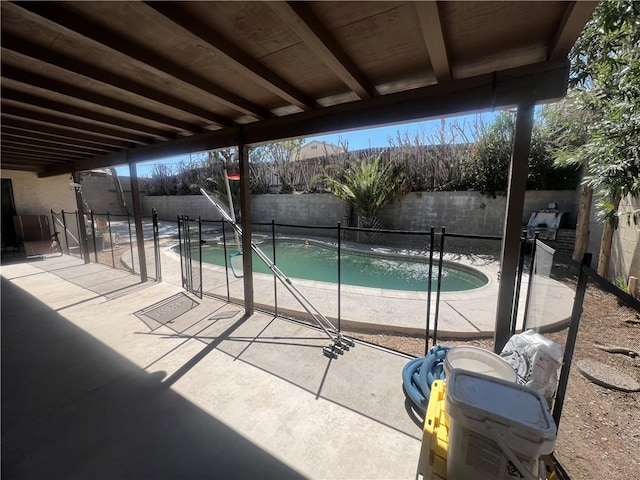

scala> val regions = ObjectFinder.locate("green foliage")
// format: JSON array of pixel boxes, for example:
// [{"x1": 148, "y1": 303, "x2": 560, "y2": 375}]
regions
[
  {"x1": 562, "y1": 0, "x2": 640, "y2": 226},
  {"x1": 461, "y1": 112, "x2": 513, "y2": 195},
  {"x1": 316, "y1": 155, "x2": 405, "y2": 229}
]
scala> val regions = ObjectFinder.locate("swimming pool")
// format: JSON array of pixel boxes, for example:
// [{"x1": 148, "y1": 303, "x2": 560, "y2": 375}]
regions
[{"x1": 188, "y1": 239, "x2": 487, "y2": 292}]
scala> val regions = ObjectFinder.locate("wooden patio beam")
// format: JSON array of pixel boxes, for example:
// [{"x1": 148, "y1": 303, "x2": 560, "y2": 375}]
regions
[
  {"x1": 2, "y1": 88, "x2": 177, "y2": 140},
  {"x1": 548, "y1": 1, "x2": 599, "y2": 60},
  {"x1": 40, "y1": 59, "x2": 569, "y2": 178},
  {"x1": 147, "y1": 2, "x2": 318, "y2": 111},
  {"x1": 494, "y1": 102, "x2": 535, "y2": 353},
  {"x1": 269, "y1": 1, "x2": 376, "y2": 100},
  {"x1": 1, "y1": 41, "x2": 231, "y2": 129},
  {"x1": 16, "y1": 2, "x2": 269, "y2": 120},
  {"x1": 415, "y1": 1, "x2": 452, "y2": 82},
  {"x1": 1, "y1": 104, "x2": 152, "y2": 145}
]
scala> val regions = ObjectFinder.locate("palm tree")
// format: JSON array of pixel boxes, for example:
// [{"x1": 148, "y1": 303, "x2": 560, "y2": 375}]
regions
[{"x1": 317, "y1": 155, "x2": 405, "y2": 232}]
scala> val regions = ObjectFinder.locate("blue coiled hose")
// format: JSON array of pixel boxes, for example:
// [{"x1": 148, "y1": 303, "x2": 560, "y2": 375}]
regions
[{"x1": 402, "y1": 345, "x2": 450, "y2": 417}]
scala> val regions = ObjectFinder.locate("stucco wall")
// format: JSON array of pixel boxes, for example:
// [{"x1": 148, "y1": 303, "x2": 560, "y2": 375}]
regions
[
  {"x1": 611, "y1": 195, "x2": 640, "y2": 294},
  {"x1": 1, "y1": 170, "x2": 77, "y2": 215}
]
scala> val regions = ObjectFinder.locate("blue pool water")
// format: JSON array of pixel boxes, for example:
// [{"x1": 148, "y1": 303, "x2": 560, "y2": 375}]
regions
[{"x1": 188, "y1": 240, "x2": 487, "y2": 292}]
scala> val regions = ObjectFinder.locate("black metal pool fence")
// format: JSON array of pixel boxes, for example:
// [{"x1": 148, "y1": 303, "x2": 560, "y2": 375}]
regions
[
  {"x1": 176, "y1": 216, "x2": 549, "y2": 351},
  {"x1": 50, "y1": 208, "x2": 162, "y2": 281}
]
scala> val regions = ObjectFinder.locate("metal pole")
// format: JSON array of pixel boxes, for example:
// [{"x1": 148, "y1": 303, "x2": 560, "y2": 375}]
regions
[
  {"x1": 425, "y1": 226, "x2": 435, "y2": 356},
  {"x1": 337, "y1": 222, "x2": 342, "y2": 332},
  {"x1": 272, "y1": 219, "x2": 278, "y2": 316},
  {"x1": 127, "y1": 213, "x2": 135, "y2": 273},
  {"x1": 197, "y1": 216, "x2": 203, "y2": 298},
  {"x1": 108, "y1": 212, "x2": 115, "y2": 268},
  {"x1": 152, "y1": 208, "x2": 162, "y2": 281},
  {"x1": 177, "y1": 215, "x2": 185, "y2": 290},
  {"x1": 222, "y1": 220, "x2": 230, "y2": 301},
  {"x1": 61, "y1": 210, "x2": 70, "y2": 254},
  {"x1": 553, "y1": 254, "x2": 591, "y2": 428},
  {"x1": 510, "y1": 236, "x2": 526, "y2": 334},
  {"x1": 90, "y1": 211, "x2": 98, "y2": 263},
  {"x1": 433, "y1": 226, "x2": 445, "y2": 347},
  {"x1": 522, "y1": 234, "x2": 538, "y2": 331}
]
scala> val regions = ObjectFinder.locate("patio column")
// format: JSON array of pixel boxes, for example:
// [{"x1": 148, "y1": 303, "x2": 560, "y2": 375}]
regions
[
  {"x1": 72, "y1": 170, "x2": 90, "y2": 264},
  {"x1": 494, "y1": 102, "x2": 535, "y2": 353},
  {"x1": 238, "y1": 142, "x2": 254, "y2": 315},
  {"x1": 128, "y1": 159, "x2": 148, "y2": 282}
]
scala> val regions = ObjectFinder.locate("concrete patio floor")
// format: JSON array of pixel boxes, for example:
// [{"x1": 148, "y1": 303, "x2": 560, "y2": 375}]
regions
[{"x1": 1, "y1": 254, "x2": 423, "y2": 480}]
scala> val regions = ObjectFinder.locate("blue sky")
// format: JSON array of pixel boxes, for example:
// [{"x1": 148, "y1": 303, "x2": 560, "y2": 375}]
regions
[{"x1": 115, "y1": 111, "x2": 497, "y2": 177}]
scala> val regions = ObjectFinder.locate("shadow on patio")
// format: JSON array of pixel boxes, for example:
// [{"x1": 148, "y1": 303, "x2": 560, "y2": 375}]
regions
[{"x1": 1, "y1": 256, "x2": 422, "y2": 479}]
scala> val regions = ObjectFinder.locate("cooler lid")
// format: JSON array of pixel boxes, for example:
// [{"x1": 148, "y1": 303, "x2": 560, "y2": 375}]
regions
[{"x1": 447, "y1": 369, "x2": 557, "y2": 438}]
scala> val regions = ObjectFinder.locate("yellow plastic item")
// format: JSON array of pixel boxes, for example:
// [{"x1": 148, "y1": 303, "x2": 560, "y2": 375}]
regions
[
  {"x1": 415, "y1": 380, "x2": 560, "y2": 480},
  {"x1": 416, "y1": 380, "x2": 448, "y2": 480}
]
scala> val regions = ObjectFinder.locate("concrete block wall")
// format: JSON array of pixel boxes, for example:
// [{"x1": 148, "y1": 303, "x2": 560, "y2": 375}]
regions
[
  {"x1": 142, "y1": 195, "x2": 224, "y2": 221},
  {"x1": 378, "y1": 190, "x2": 579, "y2": 236},
  {"x1": 143, "y1": 190, "x2": 578, "y2": 238}
]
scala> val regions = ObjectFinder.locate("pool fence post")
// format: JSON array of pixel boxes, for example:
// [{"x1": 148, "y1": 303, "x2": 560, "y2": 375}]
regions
[
  {"x1": 272, "y1": 219, "x2": 278, "y2": 317},
  {"x1": 127, "y1": 212, "x2": 134, "y2": 273},
  {"x1": 425, "y1": 226, "x2": 435, "y2": 355},
  {"x1": 521, "y1": 233, "x2": 538, "y2": 331},
  {"x1": 90, "y1": 211, "x2": 98, "y2": 263},
  {"x1": 553, "y1": 253, "x2": 591, "y2": 428},
  {"x1": 337, "y1": 222, "x2": 342, "y2": 332},
  {"x1": 510, "y1": 235, "x2": 526, "y2": 335},
  {"x1": 433, "y1": 226, "x2": 445, "y2": 347},
  {"x1": 222, "y1": 220, "x2": 230, "y2": 302}
]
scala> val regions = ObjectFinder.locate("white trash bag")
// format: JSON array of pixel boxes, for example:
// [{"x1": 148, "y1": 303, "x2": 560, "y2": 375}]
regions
[{"x1": 500, "y1": 329, "x2": 563, "y2": 407}]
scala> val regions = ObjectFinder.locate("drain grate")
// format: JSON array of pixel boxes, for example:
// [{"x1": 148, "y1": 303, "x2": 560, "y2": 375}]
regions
[{"x1": 135, "y1": 293, "x2": 199, "y2": 330}]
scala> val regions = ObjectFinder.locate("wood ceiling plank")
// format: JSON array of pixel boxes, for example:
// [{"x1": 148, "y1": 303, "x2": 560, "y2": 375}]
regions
[
  {"x1": 0, "y1": 146, "x2": 83, "y2": 162},
  {"x1": 548, "y1": 1, "x2": 599, "y2": 60},
  {"x1": 1, "y1": 118, "x2": 134, "y2": 149},
  {"x1": 1, "y1": 38, "x2": 232, "y2": 129},
  {"x1": 2, "y1": 126, "x2": 116, "y2": 153},
  {"x1": 268, "y1": 2, "x2": 376, "y2": 99},
  {"x1": 2, "y1": 88, "x2": 175, "y2": 140},
  {"x1": 2, "y1": 133, "x2": 110, "y2": 155},
  {"x1": 415, "y1": 1, "x2": 451, "y2": 82},
  {"x1": 147, "y1": 2, "x2": 317, "y2": 111},
  {"x1": 1, "y1": 104, "x2": 152, "y2": 145},
  {"x1": 16, "y1": 2, "x2": 270, "y2": 120},
  {"x1": 1, "y1": 66, "x2": 211, "y2": 132},
  {"x1": 1, "y1": 139, "x2": 90, "y2": 158},
  {"x1": 40, "y1": 59, "x2": 569, "y2": 178}
]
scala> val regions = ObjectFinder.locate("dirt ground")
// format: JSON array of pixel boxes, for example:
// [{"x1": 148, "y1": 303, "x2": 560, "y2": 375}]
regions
[{"x1": 350, "y1": 263, "x2": 640, "y2": 480}]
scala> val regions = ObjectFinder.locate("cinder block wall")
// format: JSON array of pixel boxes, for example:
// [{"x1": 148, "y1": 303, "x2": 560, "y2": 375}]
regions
[
  {"x1": 143, "y1": 190, "x2": 578, "y2": 237},
  {"x1": 378, "y1": 190, "x2": 578, "y2": 236}
]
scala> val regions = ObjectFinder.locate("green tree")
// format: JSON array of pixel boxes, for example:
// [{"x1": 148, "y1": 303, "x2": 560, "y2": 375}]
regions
[
  {"x1": 555, "y1": 0, "x2": 640, "y2": 277},
  {"x1": 462, "y1": 112, "x2": 514, "y2": 195},
  {"x1": 316, "y1": 155, "x2": 405, "y2": 233}
]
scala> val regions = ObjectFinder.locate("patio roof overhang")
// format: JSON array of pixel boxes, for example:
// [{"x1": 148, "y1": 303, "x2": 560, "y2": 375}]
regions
[
  {"x1": 1, "y1": 1, "x2": 596, "y2": 175},
  {"x1": 1, "y1": 1, "x2": 597, "y2": 350}
]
